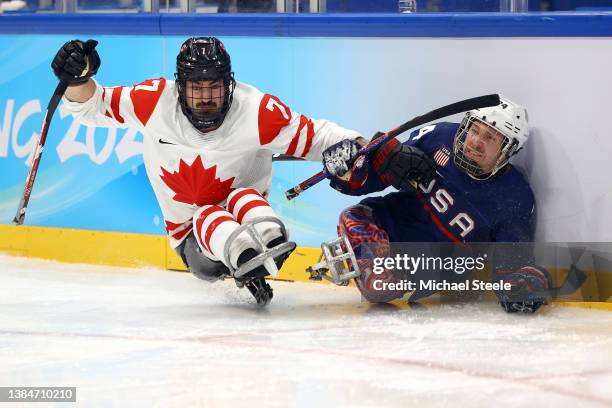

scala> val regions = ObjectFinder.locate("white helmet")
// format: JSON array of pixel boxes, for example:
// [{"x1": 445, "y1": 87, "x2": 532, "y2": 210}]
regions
[{"x1": 453, "y1": 96, "x2": 529, "y2": 179}]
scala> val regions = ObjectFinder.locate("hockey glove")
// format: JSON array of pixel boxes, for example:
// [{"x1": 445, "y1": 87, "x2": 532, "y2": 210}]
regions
[
  {"x1": 52, "y1": 39, "x2": 100, "y2": 86},
  {"x1": 495, "y1": 266, "x2": 552, "y2": 314},
  {"x1": 370, "y1": 134, "x2": 437, "y2": 191},
  {"x1": 328, "y1": 158, "x2": 371, "y2": 195},
  {"x1": 322, "y1": 138, "x2": 361, "y2": 178}
]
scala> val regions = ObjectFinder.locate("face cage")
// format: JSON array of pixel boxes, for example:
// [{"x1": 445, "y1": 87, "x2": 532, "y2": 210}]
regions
[
  {"x1": 453, "y1": 115, "x2": 516, "y2": 180},
  {"x1": 176, "y1": 73, "x2": 236, "y2": 132}
]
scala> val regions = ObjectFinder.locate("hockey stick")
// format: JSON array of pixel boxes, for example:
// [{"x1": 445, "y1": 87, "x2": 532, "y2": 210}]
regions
[
  {"x1": 284, "y1": 94, "x2": 501, "y2": 201},
  {"x1": 536, "y1": 264, "x2": 587, "y2": 299},
  {"x1": 13, "y1": 81, "x2": 68, "y2": 225},
  {"x1": 502, "y1": 264, "x2": 588, "y2": 303},
  {"x1": 13, "y1": 39, "x2": 98, "y2": 225},
  {"x1": 272, "y1": 153, "x2": 304, "y2": 162}
]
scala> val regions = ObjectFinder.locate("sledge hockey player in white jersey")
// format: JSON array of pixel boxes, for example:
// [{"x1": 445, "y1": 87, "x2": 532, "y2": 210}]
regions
[
  {"x1": 317, "y1": 97, "x2": 552, "y2": 313},
  {"x1": 52, "y1": 37, "x2": 363, "y2": 305}
]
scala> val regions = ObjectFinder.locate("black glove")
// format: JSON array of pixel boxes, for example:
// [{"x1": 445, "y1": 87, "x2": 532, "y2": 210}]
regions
[
  {"x1": 322, "y1": 139, "x2": 361, "y2": 178},
  {"x1": 495, "y1": 266, "x2": 552, "y2": 314},
  {"x1": 370, "y1": 135, "x2": 437, "y2": 191},
  {"x1": 51, "y1": 39, "x2": 100, "y2": 86}
]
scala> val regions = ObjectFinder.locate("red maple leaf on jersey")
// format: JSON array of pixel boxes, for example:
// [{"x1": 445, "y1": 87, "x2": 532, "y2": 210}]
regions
[{"x1": 160, "y1": 156, "x2": 235, "y2": 206}]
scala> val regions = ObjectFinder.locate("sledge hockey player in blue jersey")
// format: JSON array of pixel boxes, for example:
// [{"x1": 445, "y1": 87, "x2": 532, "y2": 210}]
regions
[{"x1": 318, "y1": 96, "x2": 551, "y2": 313}]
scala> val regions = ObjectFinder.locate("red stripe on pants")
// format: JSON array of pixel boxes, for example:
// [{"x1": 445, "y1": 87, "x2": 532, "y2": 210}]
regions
[
  {"x1": 204, "y1": 216, "x2": 235, "y2": 254},
  {"x1": 195, "y1": 206, "x2": 224, "y2": 252},
  {"x1": 236, "y1": 200, "x2": 270, "y2": 223},
  {"x1": 227, "y1": 189, "x2": 261, "y2": 214}
]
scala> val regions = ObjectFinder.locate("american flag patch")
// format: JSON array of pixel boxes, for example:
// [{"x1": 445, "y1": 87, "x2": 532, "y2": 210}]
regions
[{"x1": 433, "y1": 147, "x2": 451, "y2": 167}]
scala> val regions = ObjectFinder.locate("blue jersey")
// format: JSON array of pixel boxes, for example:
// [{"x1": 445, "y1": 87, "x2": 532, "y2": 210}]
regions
[{"x1": 334, "y1": 122, "x2": 535, "y2": 243}]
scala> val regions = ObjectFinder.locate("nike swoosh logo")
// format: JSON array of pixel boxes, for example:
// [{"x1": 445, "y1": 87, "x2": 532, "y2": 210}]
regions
[{"x1": 158, "y1": 139, "x2": 176, "y2": 145}]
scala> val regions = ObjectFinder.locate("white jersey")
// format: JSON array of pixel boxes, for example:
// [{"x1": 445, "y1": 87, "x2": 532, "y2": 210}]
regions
[{"x1": 63, "y1": 78, "x2": 361, "y2": 248}]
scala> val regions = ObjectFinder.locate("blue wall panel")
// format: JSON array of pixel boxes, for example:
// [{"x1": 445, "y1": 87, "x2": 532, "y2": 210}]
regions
[
  {"x1": 0, "y1": 13, "x2": 611, "y2": 244},
  {"x1": 0, "y1": 13, "x2": 611, "y2": 37}
]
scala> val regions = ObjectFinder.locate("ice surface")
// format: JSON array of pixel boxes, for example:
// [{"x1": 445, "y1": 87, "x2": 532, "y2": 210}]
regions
[{"x1": 0, "y1": 254, "x2": 611, "y2": 407}]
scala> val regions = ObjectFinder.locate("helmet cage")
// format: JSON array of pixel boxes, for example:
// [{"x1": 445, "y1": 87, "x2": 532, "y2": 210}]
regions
[
  {"x1": 453, "y1": 115, "x2": 519, "y2": 180},
  {"x1": 175, "y1": 72, "x2": 235, "y2": 132},
  {"x1": 175, "y1": 37, "x2": 236, "y2": 132}
]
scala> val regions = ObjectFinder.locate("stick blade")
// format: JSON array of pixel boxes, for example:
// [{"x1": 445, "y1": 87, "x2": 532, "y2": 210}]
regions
[
  {"x1": 285, "y1": 188, "x2": 299, "y2": 200},
  {"x1": 557, "y1": 264, "x2": 588, "y2": 296},
  {"x1": 13, "y1": 208, "x2": 25, "y2": 226}
]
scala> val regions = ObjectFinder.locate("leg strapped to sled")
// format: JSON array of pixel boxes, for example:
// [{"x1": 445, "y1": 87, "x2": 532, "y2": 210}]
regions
[
  {"x1": 223, "y1": 216, "x2": 296, "y2": 279},
  {"x1": 306, "y1": 233, "x2": 361, "y2": 286}
]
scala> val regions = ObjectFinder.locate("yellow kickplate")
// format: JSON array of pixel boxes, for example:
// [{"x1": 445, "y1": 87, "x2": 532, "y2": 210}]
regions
[
  {"x1": 0, "y1": 224, "x2": 166, "y2": 268},
  {"x1": 0, "y1": 224, "x2": 609, "y2": 309},
  {"x1": 0, "y1": 224, "x2": 321, "y2": 282}
]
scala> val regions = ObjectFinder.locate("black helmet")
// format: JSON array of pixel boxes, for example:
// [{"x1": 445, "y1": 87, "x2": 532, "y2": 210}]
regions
[{"x1": 175, "y1": 37, "x2": 236, "y2": 132}]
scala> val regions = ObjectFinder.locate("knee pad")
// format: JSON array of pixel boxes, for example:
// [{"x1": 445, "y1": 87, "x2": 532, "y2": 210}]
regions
[
  {"x1": 339, "y1": 204, "x2": 390, "y2": 259},
  {"x1": 338, "y1": 205, "x2": 403, "y2": 302}
]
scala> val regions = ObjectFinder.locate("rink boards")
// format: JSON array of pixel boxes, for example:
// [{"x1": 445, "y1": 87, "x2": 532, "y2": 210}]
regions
[
  {"x1": 0, "y1": 224, "x2": 319, "y2": 282},
  {"x1": 1, "y1": 223, "x2": 611, "y2": 308}
]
